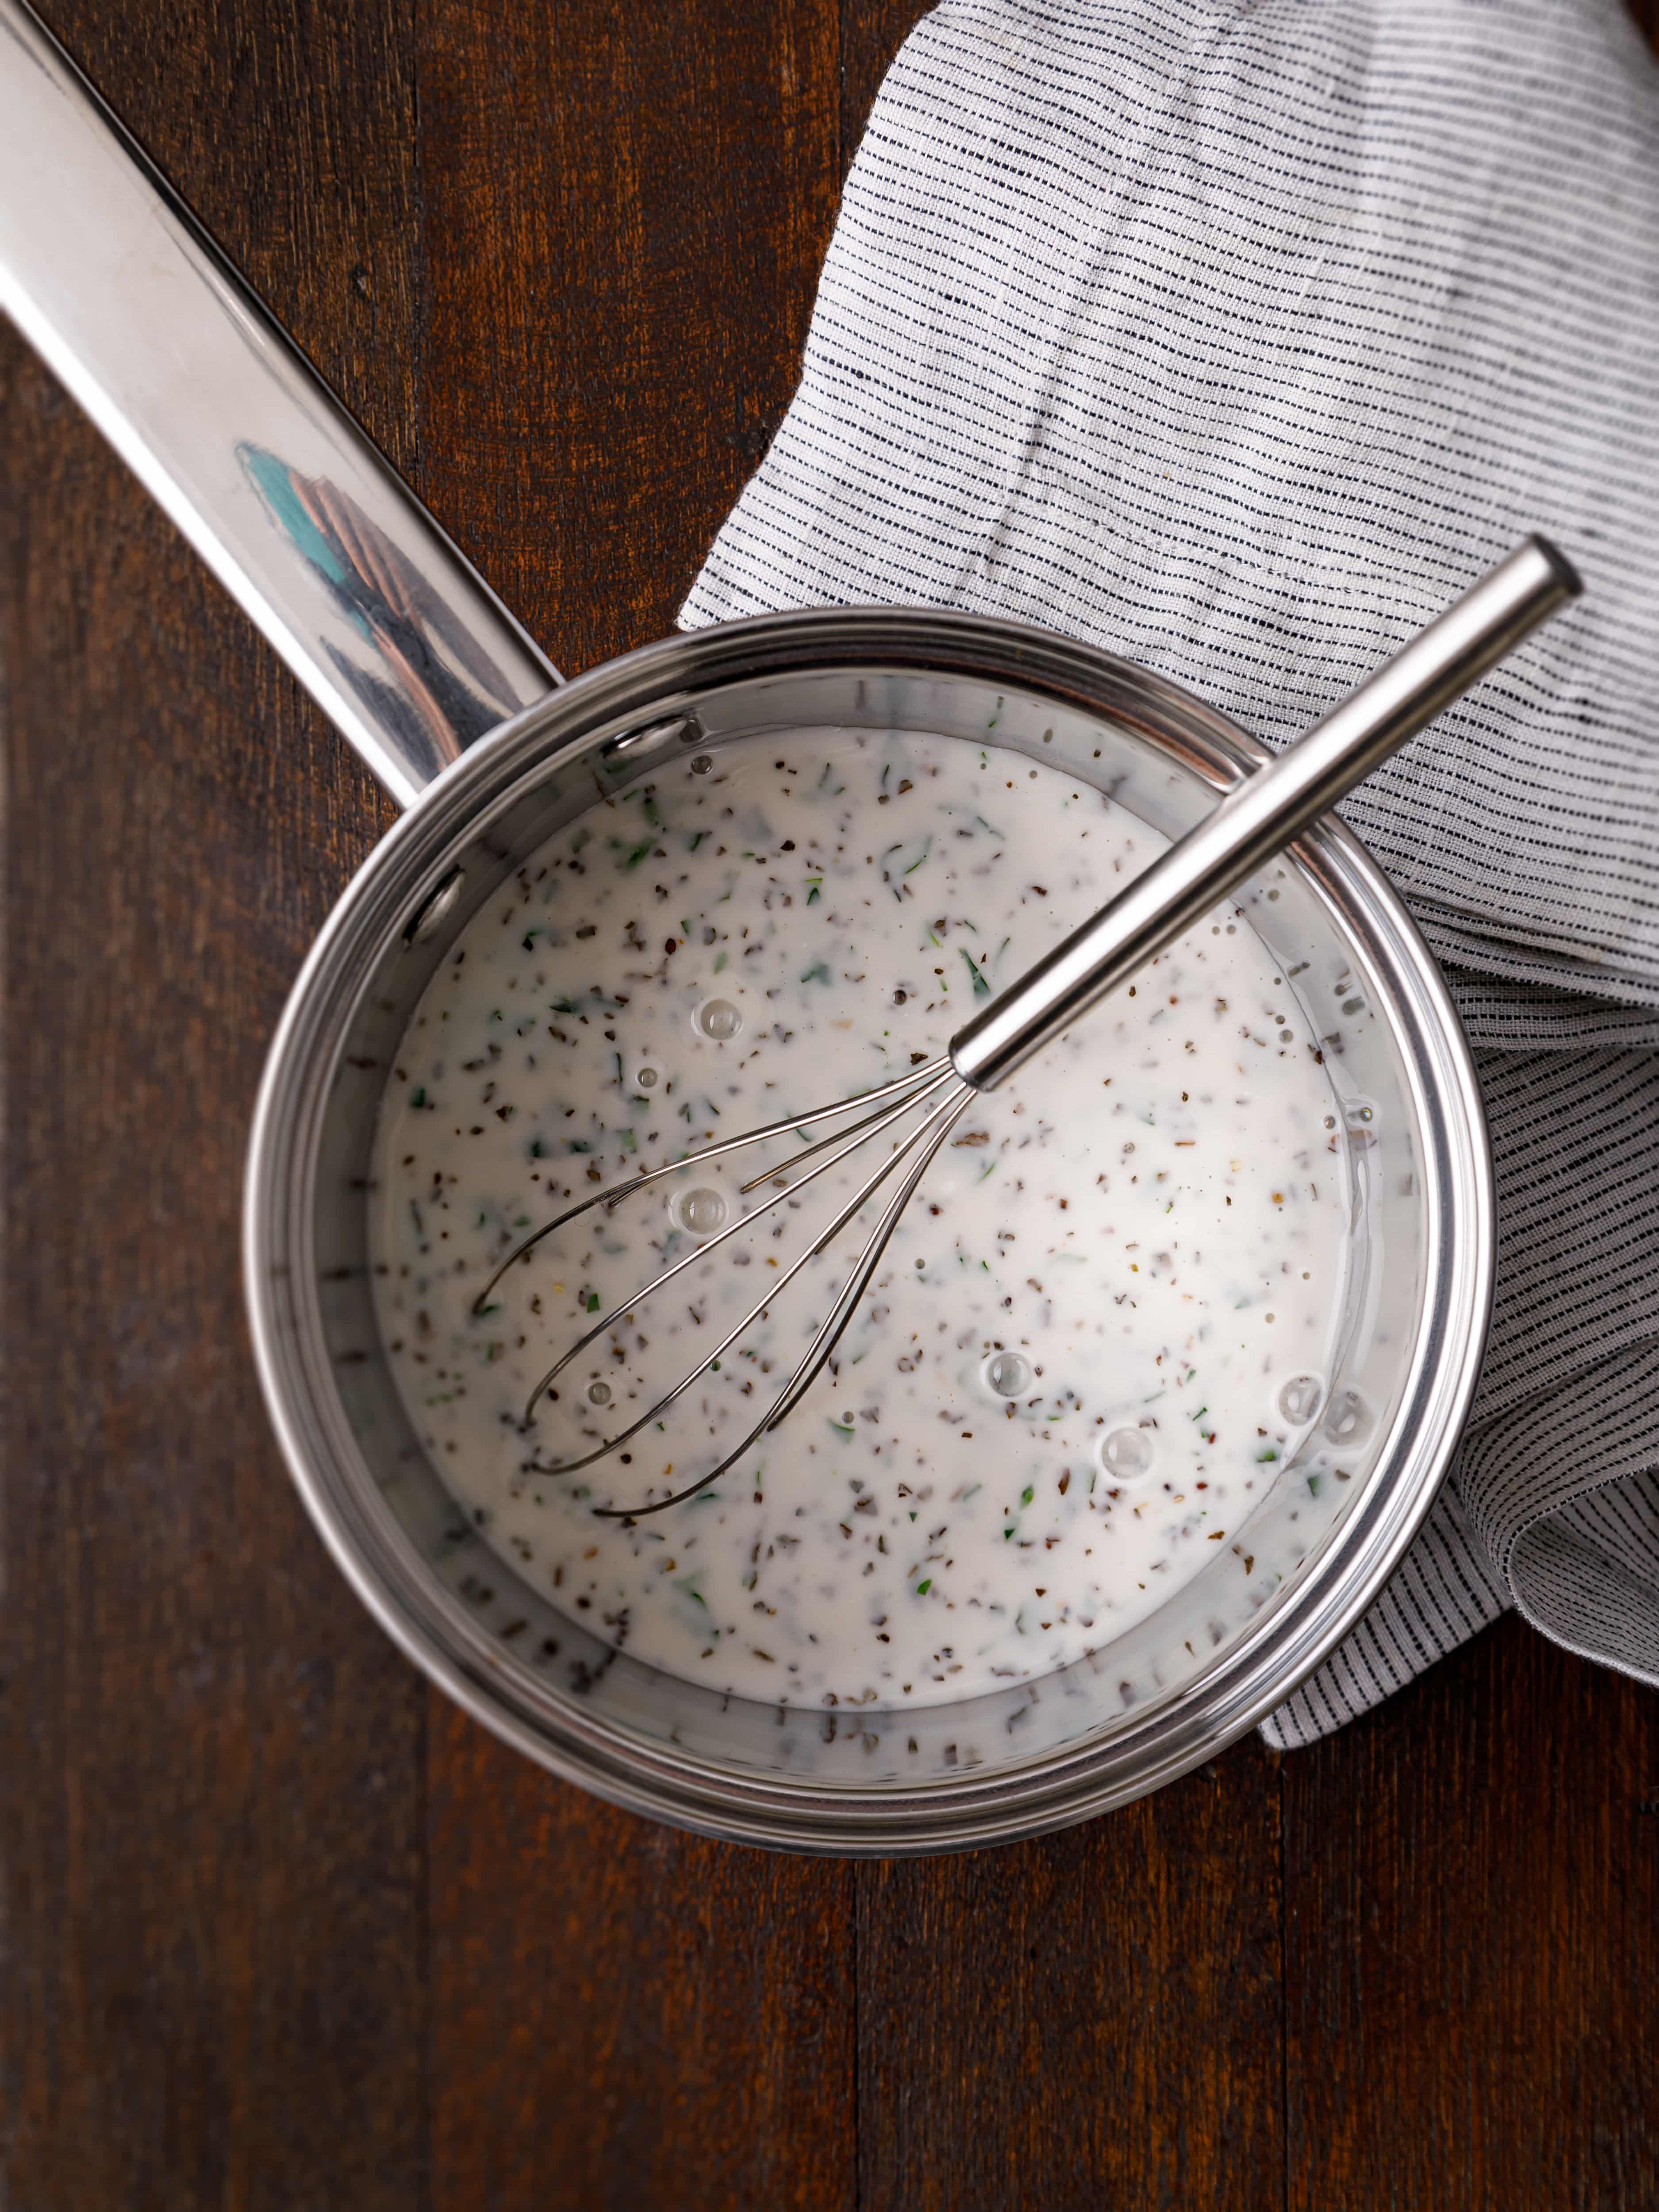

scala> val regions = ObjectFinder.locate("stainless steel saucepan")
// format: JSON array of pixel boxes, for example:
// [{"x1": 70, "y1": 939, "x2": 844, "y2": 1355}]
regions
[{"x1": 0, "y1": 0, "x2": 1497, "y2": 1853}]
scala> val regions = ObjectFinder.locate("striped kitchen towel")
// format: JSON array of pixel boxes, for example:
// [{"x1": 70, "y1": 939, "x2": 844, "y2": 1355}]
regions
[{"x1": 680, "y1": 0, "x2": 1659, "y2": 1741}]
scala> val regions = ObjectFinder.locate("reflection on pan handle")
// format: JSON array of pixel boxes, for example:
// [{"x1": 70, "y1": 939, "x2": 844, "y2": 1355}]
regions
[{"x1": 0, "y1": 0, "x2": 561, "y2": 806}]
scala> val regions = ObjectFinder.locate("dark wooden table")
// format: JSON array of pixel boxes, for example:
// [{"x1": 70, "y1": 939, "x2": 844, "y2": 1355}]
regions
[{"x1": 5, "y1": 3, "x2": 1657, "y2": 2205}]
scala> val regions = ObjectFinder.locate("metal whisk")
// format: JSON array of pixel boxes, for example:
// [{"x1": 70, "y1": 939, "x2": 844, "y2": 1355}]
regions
[{"x1": 476, "y1": 537, "x2": 1579, "y2": 1514}]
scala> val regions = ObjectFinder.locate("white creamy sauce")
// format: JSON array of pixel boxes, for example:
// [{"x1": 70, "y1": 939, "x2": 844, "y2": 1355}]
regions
[{"x1": 369, "y1": 729, "x2": 1349, "y2": 1709}]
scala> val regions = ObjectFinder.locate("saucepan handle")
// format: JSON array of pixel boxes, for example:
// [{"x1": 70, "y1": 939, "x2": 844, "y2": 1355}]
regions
[{"x1": 0, "y1": 0, "x2": 560, "y2": 807}]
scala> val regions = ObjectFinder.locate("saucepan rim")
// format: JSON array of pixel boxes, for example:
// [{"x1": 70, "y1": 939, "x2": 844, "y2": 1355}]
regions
[{"x1": 245, "y1": 603, "x2": 1494, "y2": 1854}]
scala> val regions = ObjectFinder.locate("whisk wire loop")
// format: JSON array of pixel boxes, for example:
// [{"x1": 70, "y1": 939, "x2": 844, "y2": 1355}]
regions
[
  {"x1": 472, "y1": 1053, "x2": 952, "y2": 1316},
  {"x1": 482, "y1": 542, "x2": 1581, "y2": 1517},
  {"x1": 500, "y1": 1060, "x2": 972, "y2": 1507},
  {"x1": 518, "y1": 1061, "x2": 962, "y2": 1424},
  {"x1": 588, "y1": 1080, "x2": 975, "y2": 1518}
]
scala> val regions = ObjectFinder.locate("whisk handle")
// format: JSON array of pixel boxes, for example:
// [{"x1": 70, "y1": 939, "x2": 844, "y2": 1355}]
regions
[{"x1": 949, "y1": 535, "x2": 1581, "y2": 1093}]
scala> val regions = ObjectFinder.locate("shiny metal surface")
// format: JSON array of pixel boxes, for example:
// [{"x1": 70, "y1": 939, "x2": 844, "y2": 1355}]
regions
[
  {"x1": 952, "y1": 537, "x2": 1580, "y2": 1089},
  {"x1": 492, "y1": 543, "x2": 1571, "y2": 1514},
  {"x1": 0, "y1": 0, "x2": 559, "y2": 804},
  {"x1": 3, "y1": 0, "x2": 1499, "y2": 1851},
  {"x1": 501, "y1": 1057, "x2": 974, "y2": 1516},
  {"x1": 243, "y1": 612, "x2": 1496, "y2": 1854}
]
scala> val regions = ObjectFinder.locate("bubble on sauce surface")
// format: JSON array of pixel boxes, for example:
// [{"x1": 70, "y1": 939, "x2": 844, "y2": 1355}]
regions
[
  {"x1": 633, "y1": 1063, "x2": 662, "y2": 1092},
  {"x1": 1100, "y1": 1426, "x2": 1155, "y2": 1479},
  {"x1": 981, "y1": 1351, "x2": 1033, "y2": 1399},
  {"x1": 1277, "y1": 1372, "x2": 1324, "y2": 1426},
  {"x1": 672, "y1": 1185, "x2": 729, "y2": 1236},
  {"x1": 586, "y1": 1380, "x2": 613, "y2": 1407},
  {"x1": 369, "y1": 722, "x2": 1355, "y2": 1711},
  {"x1": 693, "y1": 996, "x2": 743, "y2": 1042}
]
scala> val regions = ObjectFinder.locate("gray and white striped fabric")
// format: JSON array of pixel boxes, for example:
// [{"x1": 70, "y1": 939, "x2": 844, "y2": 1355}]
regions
[{"x1": 679, "y1": 0, "x2": 1659, "y2": 1741}]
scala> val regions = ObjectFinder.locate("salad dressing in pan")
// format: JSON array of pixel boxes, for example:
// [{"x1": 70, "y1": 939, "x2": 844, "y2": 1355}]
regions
[{"x1": 370, "y1": 729, "x2": 1348, "y2": 1709}]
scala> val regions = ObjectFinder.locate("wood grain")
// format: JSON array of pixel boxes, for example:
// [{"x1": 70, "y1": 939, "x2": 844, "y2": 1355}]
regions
[
  {"x1": 1283, "y1": 1615, "x2": 1659, "y2": 2212},
  {"x1": 856, "y1": 1742, "x2": 1286, "y2": 2212},
  {"x1": 1, "y1": 4, "x2": 423, "y2": 2208},
  {"x1": 415, "y1": 8, "x2": 857, "y2": 2209},
  {"x1": 4, "y1": 4, "x2": 1657, "y2": 2210},
  {"x1": 428, "y1": 1707, "x2": 856, "y2": 2212},
  {"x1": 415, "y1": 0, "x2": 843, "y2": 672}
]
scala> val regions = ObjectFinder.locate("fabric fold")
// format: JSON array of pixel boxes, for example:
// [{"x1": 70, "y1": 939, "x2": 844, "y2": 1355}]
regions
[{"x1": 682, "y1": 0, "x2": 1659, "y2": 1738}]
